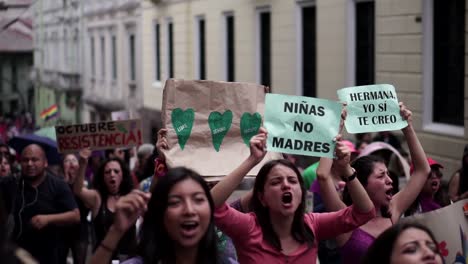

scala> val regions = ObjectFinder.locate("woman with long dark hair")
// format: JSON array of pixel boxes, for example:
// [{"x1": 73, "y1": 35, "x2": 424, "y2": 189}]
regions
[
  {"x1": 59, "y1": 153, "x2": 89, "y2": 264},
  {"x1": 449, "y1": 144, "x2": 468, "y2": 202},
  {"x1": 89, "y1": 167, "x2": 220, "y2": 264},
  {"x1": 362, "y1": 222, "x2": 442, "y2": 264},
  {"x1": 73, "y1": 149, "x2": 136, "y2": 260},
  {"x1": 316, "y1": 103, "x2": 431, "y2": 264},
  {"x1": 210, "y1": 128, "x2": 375, "y2": 263},
  {"x1": 0, "y1": 153, "x2": 12, "y2": 177}
]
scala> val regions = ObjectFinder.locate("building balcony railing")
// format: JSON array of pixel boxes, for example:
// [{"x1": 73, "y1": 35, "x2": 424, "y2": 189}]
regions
[{"x1": 32, "y1": 68, "x2": 82, "y2": 91}]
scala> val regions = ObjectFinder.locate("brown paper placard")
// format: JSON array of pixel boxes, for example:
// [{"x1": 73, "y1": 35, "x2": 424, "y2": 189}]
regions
[{"x1": 162, "y1": 79, "x2": 281, "y2": 178}]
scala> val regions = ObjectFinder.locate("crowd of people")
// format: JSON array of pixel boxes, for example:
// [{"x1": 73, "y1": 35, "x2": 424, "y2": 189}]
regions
[{"x1": 0, "y1": 103, "x2": 467, "y2": 264}]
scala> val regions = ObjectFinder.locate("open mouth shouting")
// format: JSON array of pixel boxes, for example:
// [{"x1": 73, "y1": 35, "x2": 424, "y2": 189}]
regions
[
  {"x1": 282, "y1": 192, "x2": 293, "y2": 208},
  {"x1": 385, "y1": 188, "x2": 393, "y2": 201},
  {"x1": 431, "y1": 180, "x2": 440, "y2": 190},
  {"x1": 180, "y1": 220, "x2": 200, "y2": 238}
]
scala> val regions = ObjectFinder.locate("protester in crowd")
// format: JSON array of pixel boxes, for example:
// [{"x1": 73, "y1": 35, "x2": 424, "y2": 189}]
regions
[
  {"x1": 73, "y1": 149, "x2": 136, "y2": 260},
  {"x1": 60, "y1": 153, "x2": 90, "y2": 264},
  {"x1": 139, "y1": 149, "x2": 158, "y2": 193},
  {"x1": 404, "y1": 158, "x2": 450, "y2": 216},
  {"x1": 151, "y1": 129, "x2": 239, "y2": 263},
  {"x1": 141, "y1": 128, "x2": 169, "y2": 193},
  {"x1": 448, "y1": 144, "x2": 468, "y2": 202},
  {"x1": 316, "y1": 103, "x2": 430, "y2": 264},
  {"x1": 355, "y1": 133, "x2": 372, "y2": 145},
  {"x1": 85, "y1": 150, "x2": 104, "y2": 185},
  {"x1": 106, "y1": 148, "x2": 139, "y2": 186},
  {"x1": 0, "y1": 144, "x2": 80, "y2": 264},
  {"x1": 362, "y1": 222, "x2": 443, "y2": 264},
  {"x1": 0, "y1": 152, "x2": 12, "y2": 177},
  {"x1": 134, "y1": 144, "x2": 155, "y2": 182},
  {"x1": 310, "y1": 140, "x2": 358, "y2": 264},
  {"x1": 210, "y1": 128, "x2": 375, "y2": 263},
  {"x1": 90, "y1": 167, "x2": 221, "y2": 264},
  {"x1": 373, "y1": 131, "x2": 402, "y2": 151},
  {"x1": 0, "y1": 192, "x2": 38, "y2": 264},
  {"x1": 105, "y1": 148, "x2": 126, "y2": 162}
]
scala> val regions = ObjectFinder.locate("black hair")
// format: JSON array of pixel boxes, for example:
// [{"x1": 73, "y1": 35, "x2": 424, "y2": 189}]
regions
[
  {"x1": 141, "y1": 150, "x2": 157, "y2": 182},
  {"x1": 250, "y1": 159, "x2": 314, "y2": 251},
  {"x1": 343, "y1": 155, "x2": 391, "y2": 218},
  {"x1": 137, "y1": 167, "x2": 219, "y2": 264},
  {"x1": 0, "y1": 192, "x2": 20, "y2": 264},
  {"x1": 404, "y1": 167, "x2": 450, "y2": 217},
  {"x1": 93, "y1": 158, "x2": 133, "y2": 200},
  {"x1": 458, "y1": 144, "x2": 468, "y2": 196},
  {"x1": 362, "y1": 222, "x2": 442, "y2": 264}
]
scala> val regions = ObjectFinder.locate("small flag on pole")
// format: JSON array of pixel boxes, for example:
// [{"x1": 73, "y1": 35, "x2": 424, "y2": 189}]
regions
[{"x1": 40, "y1": 104, "x2": 59, "y2": 121}]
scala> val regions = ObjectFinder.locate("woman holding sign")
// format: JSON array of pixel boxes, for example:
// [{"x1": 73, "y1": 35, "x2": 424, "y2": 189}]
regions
[
  {"x1": 210, "y1": 128, "x2": 375, "y2": 263},
  {"x1": 316, "y1": 103, "x2": 431, "y2": 264},
  {"x1": 72, "y1": 149, "x2": 137, "y2": 260}
]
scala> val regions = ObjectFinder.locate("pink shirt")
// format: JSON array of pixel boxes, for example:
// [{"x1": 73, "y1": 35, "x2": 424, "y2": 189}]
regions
[{"x1": 214, "y1": 203, "x2": 375, "y2": 264}]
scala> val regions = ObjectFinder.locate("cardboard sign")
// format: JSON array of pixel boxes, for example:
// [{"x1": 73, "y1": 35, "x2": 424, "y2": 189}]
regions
[
  {"x1": 264, "y1": 94, "x2": 342, "y2": 158},
  {"x1": 162, "y1": 79, "x2": 281, "y2": 179},
  {"x1": 403, "y1": 200, "x2": 468, "y2": 263},
  {"x1": 55, "y1": 119, "x2": 142, "y2": 153},
  {"x1": 337, "y1": 84, "x2": 408, "y2": 133}
]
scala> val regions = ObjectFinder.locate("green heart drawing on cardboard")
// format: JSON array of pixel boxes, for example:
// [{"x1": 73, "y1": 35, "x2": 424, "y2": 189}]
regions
[
  {"x1": 171, "y1": 108, "x2": 195, "y2": 150},
  {"x1": 208, "y1": 110, "x2": 233, "y2": 152},
  {"x1": 240, "y1": 112, "x2": 262, "y2": 146}
]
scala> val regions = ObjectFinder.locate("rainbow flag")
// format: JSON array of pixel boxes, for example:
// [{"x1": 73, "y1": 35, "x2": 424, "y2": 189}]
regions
[{"x1": 40, "y1": 104, "x2": 59, "y2": 121}]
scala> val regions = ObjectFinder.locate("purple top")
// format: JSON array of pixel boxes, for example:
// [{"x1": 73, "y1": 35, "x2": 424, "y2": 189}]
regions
[
  {"x1": 340, "y1": 228, "x2": 375, "y2": 264},
  {"x1": 419, "y1": 194, "x2": 442, "y2": 213}
]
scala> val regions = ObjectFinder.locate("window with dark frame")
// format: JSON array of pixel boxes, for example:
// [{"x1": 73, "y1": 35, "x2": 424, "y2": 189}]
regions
[
  {"x1": 433, "y1": 0, "x2": 465, "y2": 126},
  {"x1": 168, "y1": 21, "x2": 174, "y2": 78},
  {"x1": 11, "y1": 61, "x2": 17, "y2": 91},
  {"x1": 198, "y1": 18, "x2": 206, "y2": 80},
  {"x1": 0, "y1": 63, "x2": 3, "y2": 93},
  {"x1": 112, "y1": 35, "x2": 117, "y2": 80},
  {"x1": 302, "y1": 6, "x2": 316, "y2": 97},
  {"x1": 355, "y1": 0, "x2": 375, "y2": 86},
  {"x1": 155, "y1": 23, "x2": 161, "y2": 81},
  {"x1": 129, "y1": 34, "x2": 136, "y2": 81},
  {"x1": 90, "y1": 36, "x2": 95, "y2": 77},
  {"x1": 226, "y1": 14, "x2": 235, "y2": 82},
  {"x1": 9, "y1": 99, "x2": 18, "y2": 113},
  {"x1": 259, "y1": 10, "x2": 271, "y2": 88},
  {"x1": 100, "y1": 36, "x2": 105, "y2": 78}
]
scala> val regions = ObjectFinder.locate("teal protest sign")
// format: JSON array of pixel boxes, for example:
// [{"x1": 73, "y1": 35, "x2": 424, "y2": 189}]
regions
[
  {"x1": 264, "y1": 94, "x2": 341, "y2": 158},
  {"x1": 337, "y1": 84, "x2": 408, "y2": 133}
]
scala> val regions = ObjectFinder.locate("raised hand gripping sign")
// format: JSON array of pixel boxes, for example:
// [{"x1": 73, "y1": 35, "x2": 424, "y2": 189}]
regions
[
  {"x1": 337, "y1": 84, "x2": 408, "y2": 133},
  {"x1": 264, "y1": 94, "x2": 342, "y2": 158}
]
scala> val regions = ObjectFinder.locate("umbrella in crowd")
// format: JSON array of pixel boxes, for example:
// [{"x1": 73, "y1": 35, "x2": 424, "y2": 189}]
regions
[{"x1": 9, "y1": 132, "x2": 61, "y2": 165}]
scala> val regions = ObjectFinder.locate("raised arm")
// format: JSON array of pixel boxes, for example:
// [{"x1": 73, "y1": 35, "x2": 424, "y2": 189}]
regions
[
  {"x1": 390, "y1": 103, "x2": 431, "y2": 219},
  {"x1": 149, "y1": 128, "x2": 169, "y2": 193},
  {"x1": 211, "y1": 128, "x2": 267, "y2": 208},
  {"x1": 73, "y1": 148, "x2": 101, "y2": 216},
  {"x1": 316, "y1": 156, "x2": 346, "y2": 211},
  {"x1": 89, "y1": 190, "x2": 150, "y2": 264},
  {"x1": 317, "y1": 137, "x2": 374, "y2": 213}
]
